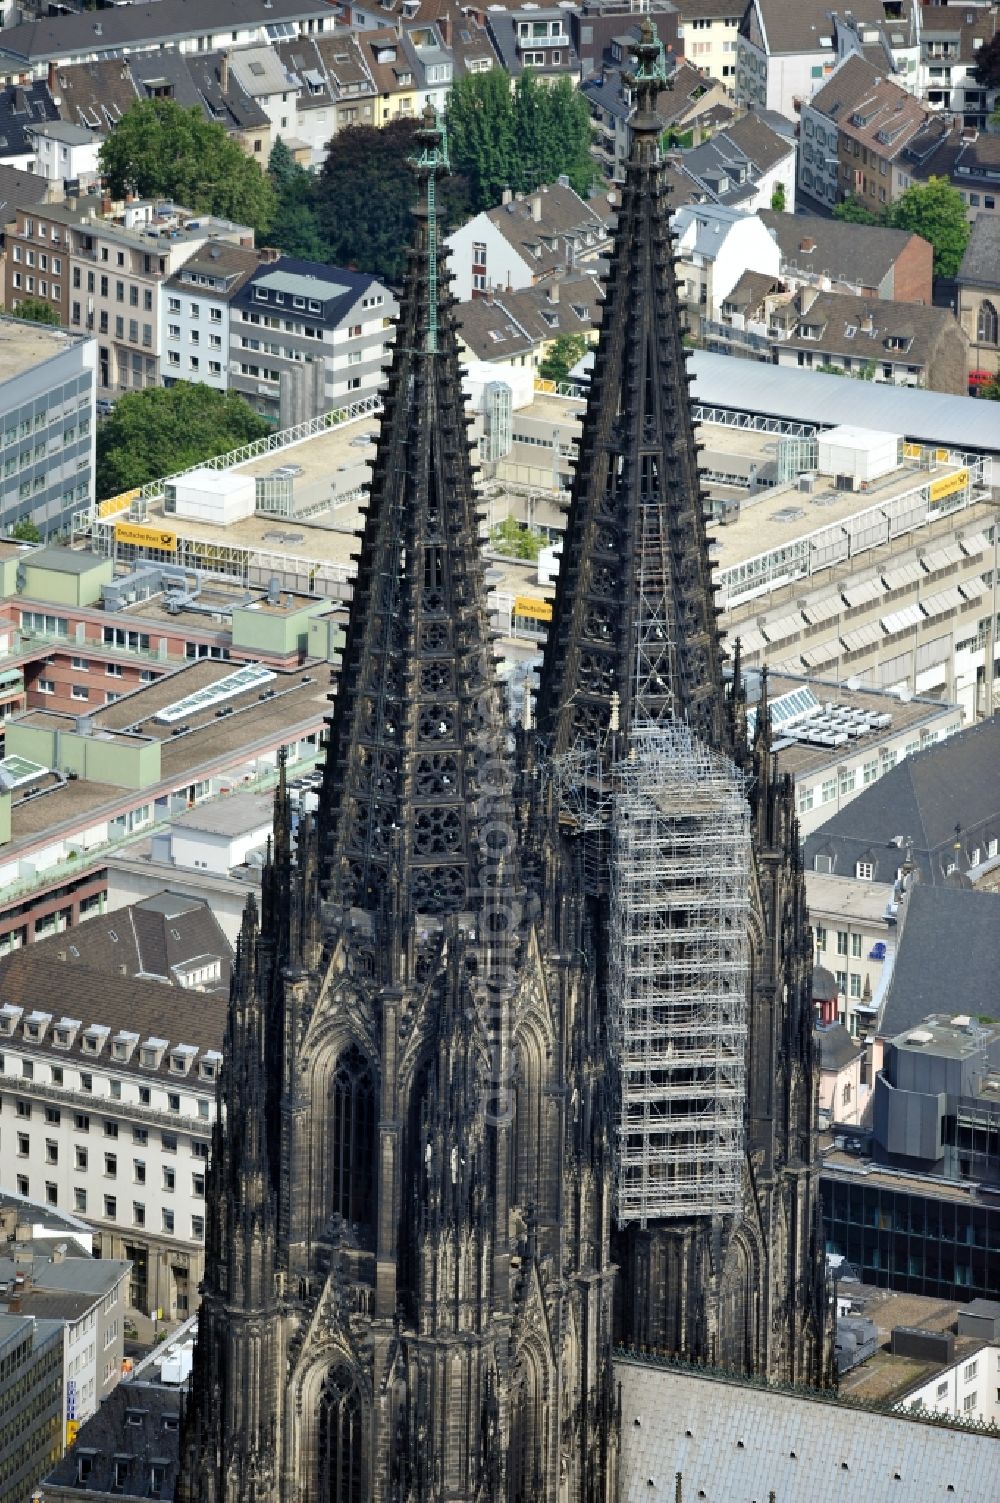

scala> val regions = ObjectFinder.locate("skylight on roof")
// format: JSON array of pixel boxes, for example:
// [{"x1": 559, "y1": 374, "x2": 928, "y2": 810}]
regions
[
  {"x1": 155, "y1": 664, "x2": 276, "y2": 725},
  {"x1": 0, "y1": 754, "x2": 48, "y2": 788}
]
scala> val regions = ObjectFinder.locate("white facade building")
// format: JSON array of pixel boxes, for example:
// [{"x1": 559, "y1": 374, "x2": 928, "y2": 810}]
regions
[
  {"x1": 900, "y1": 1345, "x2": 1000, "y2": 1429},
  {"x1": 672, "y1": 203, "x2": 782, "y2": 320},
  {"x1": 0, "y1": 993, "x2": 221, "y2": 1320},
  {"x1": 25, "y1": 122, "x2": 100, "y2": 186}
]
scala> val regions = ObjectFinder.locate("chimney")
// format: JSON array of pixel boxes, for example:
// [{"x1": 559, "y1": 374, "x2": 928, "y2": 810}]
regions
[
  {"x1": 47, "y1": 59, "x2": 58, "y2": 96},
  {"x1": 438, "y1": 13, "x2": 450, "y2": 45},
  {"x1": 502, "y1": 187, "x2": 513, "y2": 205},
  {"x1": 547, "y1": 280, "x2": 559, "y2": 303},
  {"x1": 220, "y1": 50, "x2": 231, "y2": 95},
  {"x1": 860, "y1": 310, "x2": 874, "y2": 333},
  {"x1": 531, "y1": 194, "x2": 542, "y2": 223},
  {"x1": 799, "y1": 236, "x2": 816, "y2": 253}
]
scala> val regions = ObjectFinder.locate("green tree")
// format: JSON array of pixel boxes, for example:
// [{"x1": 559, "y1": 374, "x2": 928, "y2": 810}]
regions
[
  {"x1": 447, "y1": 70, "x2": 518, "y2": 212},
  {"x1": 8, "y1": 296, "x2": 61, "y2": 325},
  {"x1": 99, "y1": 99, "x2": 276, "y2": 237},
  {"x1": 314, "y1": 119, "x2": 471, "y2": 281},
  {"x1": 95, "y1": 383, "x2": 269, "y2": 500},
  {"x1": 973, "y1": 32, "x2": 1000, "y2": 88},
  {"x1": 832, "y1": 194, "x2": 881, "y2": 225},
  {"x1": 10, "y1": 518, "x2": 41, "y2": 543},
  {"x1": 981, "y1": 374, "x2": 1000, "y2": 401},
  {"x1": 266, "y1": 137, "x2": 326, "y2": 260},
  {"x1": 447, "y1": 68, "x2": 597, "y2": 211},
  {"x1": 886, "y1": 176, "x2": 970, "y2": 280},
  {"x1": 539, "y1": 333, "x2": 590, "y2": 383},
  {"x1": 489, "y1": 516, "x2": 545, "y2": 560},
  {"x1": 770, "y1": 182, "x2": 786, "y2": 213}
]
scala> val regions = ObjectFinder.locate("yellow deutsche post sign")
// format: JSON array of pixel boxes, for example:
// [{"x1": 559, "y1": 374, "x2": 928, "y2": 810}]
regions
[
  {"x1": 929, "y1": 469, "x2": 968, "y2": 504},
  {"x1": 513, "y1": 595, "x2": 553, "y2": 622},
  {"x1": 115, "y1": 519, "x2": 178, "y2": 552}
]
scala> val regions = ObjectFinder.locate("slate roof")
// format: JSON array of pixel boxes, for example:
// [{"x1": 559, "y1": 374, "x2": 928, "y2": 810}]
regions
[
  {"x1": 0, "y1": 161, "x2": 49, "y2": 227},
  {"x1": 781, "y1": 288, "x2": 965, "y2": 367},
  {"x1": 456, "y1": 272, "x2": 603, "y2": 359},
  {"x1": 166, "y1": 240, "x2": 261, "y2": 300},
  {"x1": 0, "y1": 1252, "x2": 131, "y2": 1299},
  {"x1": 232, "y1": 256, "x2": 385, "y2": 325},
  {"x1": 44, "y1": 1381, "x2": 182, "y2": 1500},
  {"x1": 743, "y1": 0, "x2": 916, "y2": 59},
  {"x1": 721, "y1": 268, "x2": 784, "y2": 317},
  {"x1": 906, "y1": 126, "x2": 1000, "y2": 191},
  {"x1": 51, "y1": 58, "x2": 138, "y2": 131},
  {"x1": 183, "y1": 52, "x2": 272, "y2": 134},
  {"x1": 880, "y1": 884, "x2": 1000, "y2": 1037},
  {"x1": 808, "y1": 52, "x2": 887, "y2": 123},
  {"x1": 724, "y1": 110, "x2": 796, "y2": 173},
  {"x1": 0, "y1": 80, "x2": 60, "y2": 160},
  {"x1": 0, "y1": 0, "x2": 332, "y2": 66},
  {"x1": 802, "y1": 716, "x2": 1000, "y2": 887},
  {"x1": 6, "y1": 891, "x2": 232, "y2": 994},
  {"x1": 816, "y1": 1021, "x2": 862, "y2": 1071},
  {"x1": 313, "y1": 31, "x2": 378, "y2": 98},
  {"x1": 480, "y1": 184, "x2": 613, "y2": 279},
  {"x1": 759, "y1": 208, "x2": 921, "y2": 293},
  {"x1": 824, "y1": 62, "x2": 931, "y2": 160},
  {"x1": 957, "y1": 214, "x2": 1000, "y2": 292}
]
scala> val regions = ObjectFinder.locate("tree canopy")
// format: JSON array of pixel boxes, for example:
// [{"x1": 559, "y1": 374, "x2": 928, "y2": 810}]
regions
[
  {"x1": 886, "y1": 177, "x2": 970, "y2": 280},
  {"x1": 10, "y1": 518, "x2": 41, "y2": 543},
  {"x1": 8, "y1": 296, "x2": 61, "y2": 325},
  {"x1": 539, "y1": 333, "x2": 590, "y2": 383},
  {"x1": 973, "y1": 33, "x2": 1000, "y2": 89},
  {"x1": 99, "y1": 99, "x2": 276, "y2": 237},
  {"x1": 95, "y1": 383, "x2": 269, "y2": 500},
  {"x1": 832, "y1": 178, "x2": 970, "y2": 278},
  {"x1": 832, "y1": 194, "x2": 880, "y2": 225},
  {"x1": 447, "y1": 70, "x2": 598, "y2": 213}
]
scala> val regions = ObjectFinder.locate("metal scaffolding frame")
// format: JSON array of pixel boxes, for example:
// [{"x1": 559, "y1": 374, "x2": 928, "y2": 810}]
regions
[{"x1": 610, "y1": 722, "x2": 751, "y2": 1226}]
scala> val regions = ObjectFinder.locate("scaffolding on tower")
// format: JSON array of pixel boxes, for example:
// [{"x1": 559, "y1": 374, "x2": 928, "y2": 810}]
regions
[{"x1": 609, "y1": 720, "x2": 751, "y2": 1226}]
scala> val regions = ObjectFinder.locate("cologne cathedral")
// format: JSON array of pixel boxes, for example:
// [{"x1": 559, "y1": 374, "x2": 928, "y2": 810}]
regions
[{"x1": 178, "y1": 24, "x2": 829, "y2": 1503}]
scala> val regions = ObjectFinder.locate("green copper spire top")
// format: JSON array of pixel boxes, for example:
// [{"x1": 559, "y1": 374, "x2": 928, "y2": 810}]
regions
[{"x1": 411, "y1": 103, "x2": 451, "y2": 354}]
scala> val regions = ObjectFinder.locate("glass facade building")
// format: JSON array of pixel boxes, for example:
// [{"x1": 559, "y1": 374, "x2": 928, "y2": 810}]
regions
[{"x1": 822, "y1": 1170, "x2": 1000, "y2": 1301}]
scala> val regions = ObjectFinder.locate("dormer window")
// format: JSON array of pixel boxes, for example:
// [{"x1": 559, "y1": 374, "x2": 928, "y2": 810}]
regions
[
  {"x1": 0, "y1": 1006, "x2": 20, "y2": 1037},
  {"x1": 113, "y1": 1031, "x2": 139, "y2": 1063},
  {"x1": 82, "y1": 1026, "x2": 110, "y2": 1056},
  {"x1": 169, "y1": 1045, "x2": 198, "y2": 1076},
  {"x1": 199, "y1": 1050, "x2": 223, "y2": 1082},
  {"x1": 141, "y1": 1037, "x2": 168, "y2": 1071}
]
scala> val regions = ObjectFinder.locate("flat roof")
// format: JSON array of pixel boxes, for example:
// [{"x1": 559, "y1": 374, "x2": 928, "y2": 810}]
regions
[
  {"x1": 23, "y1": 547, "x2": 107, "y2": 575},
  {"x1": 762, "y1": 673, "x2": 956, "y2": 781},
  {"x1": 0, "y1": 318, "x2": 87, "y2": 385},
  {"x1": 169, "y1": 791, "x2": 273, "y2": 837},
  {"x1": 688, "y1": 350, "x2": 1000, "y2": 455},
  {"x1": 6, "y1": 660, "x2": 327, "y2": 855},
  {"x1": 805, "y1": 869, "x2": 895, "y2": 924}
]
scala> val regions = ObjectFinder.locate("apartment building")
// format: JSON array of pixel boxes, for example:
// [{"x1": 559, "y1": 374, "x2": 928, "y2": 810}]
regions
[
  {"x1": 484, "y1": 5, "x2": 581, "y2": 82},
  {"x1": 674, "y1": 0, "x2": 743, "y2": 88},
  {"x1": 4, "y1": 198, "x2": 254, "y2": 397},
  {"x1": 0, "y1": 0, "x2": 339, "y2": 84},
  {"x1": 0, "y1": 1310, "x2": 62, "y2": 1503},
  {"x1": 0, "y1": 895, "x2": 231, "y2": 1318},
  {"x1": 228, "y1": 255, "x2": 396, "y2": 424},
  {"x1": 919, "y1": 4, "x2": 1000, "y2": 128},
  {"x1": 806, "y1": 870, "x2": 895, "y2": 1034},
  {"x1": 446, "y1": 182, "x2": 614, "y2": 302},
  {"x1": 161, "y1": 240, "x2": 261, "y2": 393},
  {"x1": 0, "y1": 319, "x2": 95, "y2": 539},
  {"x1": 0, "y1": 1246, "x2": 130, "y2": 1438},
  {"x1": 770, "y1": 289, "x2": 970, "y2": 393},
  {"x1": 759, "y1": 210, "x2": 933, "y2": 304}
]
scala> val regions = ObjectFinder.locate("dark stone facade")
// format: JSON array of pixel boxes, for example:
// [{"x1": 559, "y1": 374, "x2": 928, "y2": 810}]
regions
[{"x1": 178, "y1": 30, "x2": 830, "y2": 1503}]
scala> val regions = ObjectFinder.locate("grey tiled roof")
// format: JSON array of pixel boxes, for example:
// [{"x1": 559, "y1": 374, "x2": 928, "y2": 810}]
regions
[
  {"x1": 803, "y1": 717, "x2": 1000, "y2": 887},
  {"x1": 759, "y1": 209, "x2": 921, "y2": 291},
  {"x1": 816, "y1": 1021, "x2": 862, "y2": 1071},
  {"x1": 880, "y1": 884, "x2": 1000, "y2": 1037},
  {"x1": 44, "y1": 1381, "x2": 182, "y2": 1499},
  {"x1": 781, "y1": 288, "x2": 963, "y2": 365},
  {"x1": 957, "y1": 214, "x2": 1000, "y2": 292}
]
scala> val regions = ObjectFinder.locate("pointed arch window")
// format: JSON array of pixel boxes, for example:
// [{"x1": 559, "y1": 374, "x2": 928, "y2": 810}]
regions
[
  {"x1": 329, "y1": 1045, "x2": 375, "y2": 1234},
  {"x1": 978, "y1": 300, "x2": 999, "y2": 345},
  {"x1": 318, "y1": 1363, "x2": 364, "y2": 1503}
]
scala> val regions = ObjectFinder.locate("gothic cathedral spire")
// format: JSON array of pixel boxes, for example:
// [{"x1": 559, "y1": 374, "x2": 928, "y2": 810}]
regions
[{"x1": 535, "y1": 19, "x2": 727, "y2": 770}]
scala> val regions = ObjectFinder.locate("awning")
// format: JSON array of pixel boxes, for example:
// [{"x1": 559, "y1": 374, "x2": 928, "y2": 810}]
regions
[
  {"x1": 800, "y1": 642, "x2": 839, "y2": 669},
  {"x1": 802, "y1": 595, "x2": 842, "y2": 626},
  {"x1": 727, "y1": 626, "x2": 766, "y2": 656},
  {"x1": 959, "y1": 575, "x2": 987, "y2": 601},
  {"x1": 919, "y1": 542, "x2": 965, "y2": 573},
  {"x1": 762, "y1": 612, "x2": 804, "y2": 644},
  {"x1": 881, "y1": 604, "x2": 924, "y2": 634},
  {"x1": 840, "y1": 577, "x2": 883, "y2": 608},
  {"x1": 959, "y1": 531, "x2": 990, "y2": 557},
  {"x1": 920, "y1": 586, "x2": 965, "y2": 618},
  {"x1": 881, "y1": 560, "x2": 924, "y2": 590},
  {"x1": 841, "y1": 622, "x2": 883, "y2": 651}
]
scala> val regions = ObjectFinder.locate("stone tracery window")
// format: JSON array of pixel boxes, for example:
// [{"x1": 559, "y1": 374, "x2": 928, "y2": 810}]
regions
[
  {"x1": 329, "y1": 1045, "x2": 376, "y2": 1233},
  {"x1": 978, "y1": 299, "x2": 999, "y2": 345},
  {"x1": 317, "y1": 1363, "x2": 364, "y2": 1503}
]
